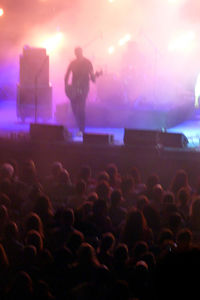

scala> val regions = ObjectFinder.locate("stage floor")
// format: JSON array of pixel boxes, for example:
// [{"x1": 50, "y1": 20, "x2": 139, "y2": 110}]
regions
[{"x1": 0, "y1": 100, "x2": 200, "y2": 149}]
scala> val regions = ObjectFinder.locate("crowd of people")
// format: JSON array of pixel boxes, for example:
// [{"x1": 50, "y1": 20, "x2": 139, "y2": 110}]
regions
[{"x1": 0, "y1": 159, "x2": 199, "y2": 299}]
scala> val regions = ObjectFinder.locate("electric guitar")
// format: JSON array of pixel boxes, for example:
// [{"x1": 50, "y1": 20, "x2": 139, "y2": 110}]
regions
[{"x1": 65, "y1": 70, "x2": 103, "y2": 101}]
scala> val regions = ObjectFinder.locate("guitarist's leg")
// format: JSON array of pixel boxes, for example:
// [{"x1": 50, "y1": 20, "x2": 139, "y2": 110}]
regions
[
  {"x1": 70, "y1": 88, "x2": 88, "y2": 133},
  {"x1": 70, "y1": 95, "x2": 85, "y2": 133},
  {"x1": 70, "y1": 98, "x2": 80, "y2": 129},
  {"x1": 78, "y1": 97, "x2": 86, "y2": 133}
]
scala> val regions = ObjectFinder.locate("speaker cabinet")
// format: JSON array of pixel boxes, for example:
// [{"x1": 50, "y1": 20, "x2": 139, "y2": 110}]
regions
[
  {"x1": 17, "y1": 85, "x2": 52, "y2": 121},
  {"x1": 124, "y1": 129, "x2": 159, "y2": 147},
  {"x1": 30, "y1": 123, "x2": 68, "y2": 142},
  {"x1": 83, "y1": 133, "x2": 114, "y2": 145},
  {"x1": 17, "y1": 47, "x2": 52, "y2": 121},
  {"x1": 20, "y1": 47, "x2": 49, "y2": 87},
  {"x1": 124, "y1": 129, "x2": 188, "y2": 148},
  {"x1": 159, "y1": 132, "x2": 188, "y2": 148}
]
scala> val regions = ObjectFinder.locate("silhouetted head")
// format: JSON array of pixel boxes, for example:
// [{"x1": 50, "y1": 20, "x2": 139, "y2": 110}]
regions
[
  {"x1": 111, "y1": 189, "x2": 122, "y2": 206},
  {"x1": 11, "y1": 271, "x2": 33, "y2": 297},
  {"x1": 100, "y1": 232, "x2": 115, "y2": 252},
  {"x1": 68, "y1": 230, "x2": 85, "y2": 253},
  {"x1": 77, "y1": 242, "x2": 99, "y2": 266},
  {"x1": 0, "y1": 204, "x2": 8, "y2": 222},
  {"x1": 146, "y1": 173, "x2": 159, "y2": 190},
  {"x1": 93, "y1": 199, "x2": 108, "y2": 217},
  {"x1": 34, "y1": 194, "x2": 53, "y2": 217},
  {"x1": 152, "y1": 184, "x2": 164, "y2": 201},
  {"x1": 51, "y1": 161, "x2": 63, "y2": 177},
  {"x1": 130, "y1": 166, "x2": 141, "y2": 185},
  {"x1": 177, "y1": 228, "x2": 192, "y2": 250},
  {"x1": 136, "y1": 195, "x2": 149, "y2": 211},
  {"x1": 121, "y1": 175, "x2": 134, "y2": 195},
  {"x1": 97, "y1": 171, "x2": 110, "y2": 183},
  {"x1": 76, "y1": 179, "x2": 86, "y2": 195},
  {"x1": 0, "y1": 163, "x2": 14, "y2": 180},
  {"x1": 74, "y1": 47, "x2": 83, "y2": 59},
  {"x1": 177, "y1": 187, "x2": 190, "y2": 206},
  {"x1": 190, "y1": 196, "x2": 200, "y2": 222},
  {"x1": 0, "y1": 243, "x2": 9, "y2": 269},
  {"x1": 26, "y1": 230, "x2": 43, "y2": 252},
  {"x1": 163, "y1": 191, "x2": 175, "y2": 205},
  {"x1": 79, "y1": 165, "x2": 91, "y2": 181},
  {"x1": 106, "y1": 163, "x2": 118, "y2": 178},
  {"x1": 4, "y1": 221, "x2": 19, "y2": 240},
  {"x1": 25, "y1": 212, "x2": 44, "y2": 237},
  {"x1": 96, "y1": 180, "x2": 110, "y2": 201},
  {"x1": 132, "y1": 240, "x2": 149, "y2": 259},
  {"x1": 170, "y1": 169, "x2": 189, "y2": 194},
  {"x1": 62, "y1": 208, "x2": 75, "y2": 227},
  {"x1": 158, "y1": 227, "x2": 174, "y2": 245},
  {"x1": 114, "y1": 243, "x2": 129, "y2": 263},
  {"x1": 23, "y1": 245, "x2": 37, "y2": 264}
]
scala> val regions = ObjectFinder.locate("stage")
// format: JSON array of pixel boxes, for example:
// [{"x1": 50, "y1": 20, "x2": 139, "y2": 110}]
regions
[{"x1": 0, "y1": 99, "x2": 200, "y2": 148}]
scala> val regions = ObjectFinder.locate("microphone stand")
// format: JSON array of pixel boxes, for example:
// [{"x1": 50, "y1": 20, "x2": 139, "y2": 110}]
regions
[{"x1": 34, "y1": 54, "x2": 48, "y2": 123}]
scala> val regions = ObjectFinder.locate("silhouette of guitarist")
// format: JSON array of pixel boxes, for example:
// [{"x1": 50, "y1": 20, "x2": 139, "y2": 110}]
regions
[{"x1": 65, "y1": 47, "x2": 96, "y2": 135}]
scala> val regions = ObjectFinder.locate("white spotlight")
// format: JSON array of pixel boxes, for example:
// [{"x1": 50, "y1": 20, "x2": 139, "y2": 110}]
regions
[
  {"x1": 168, "y1": 31, "x2": 196, "y2": 52},
  {"x1": 0, "y1": 8, "x2": 4, "y2": 17},
  {"x1": 42, "y1": 32, "x2": 64, "y2": 54},
  {"x1": 118, "y1": 33, "x2": 131, "y2": 46},
  {"x1": 108, "y1": 46, "x2": 115, "y2": 54}
]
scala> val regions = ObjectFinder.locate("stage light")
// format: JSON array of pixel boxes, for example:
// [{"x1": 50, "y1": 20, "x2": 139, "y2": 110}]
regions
[
  {"x1": 168, "y1": 31, "x2": 195, "y2": 52},
  {"x1": 0, "y1": 8, "x2": 4, "y2": 17},
  {"x1": 118, "y1": 34, "x2": 131, "y2": 46},
  {"x1": 41, "y1": 32, "x2": 64, "y2": 54},
  {"x1": 108, "y1": 0, "x2": 115, "y2": 3},
  {"x1": 108, "y1": 46, "x2": 115, "y2": 54}
]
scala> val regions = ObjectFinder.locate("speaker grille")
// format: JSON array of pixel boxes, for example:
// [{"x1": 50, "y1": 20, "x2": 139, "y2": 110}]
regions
[
  {"x1": 124, "y1": 129, "x2": 188, "y2": 148},
  {"x1": 30, "y1": 123, "x2": 67, "y2": 142},
  {"x1": 83, "y1": 133, "x2": 114, "y2": 145}
]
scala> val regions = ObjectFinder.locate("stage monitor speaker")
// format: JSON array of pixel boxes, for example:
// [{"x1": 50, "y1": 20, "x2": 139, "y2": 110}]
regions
[
  {"x1": 124, "y1": 129, "x2": 188, "y2": 148},
  {"x1": 124, "y1": 129, "x2": 159, "y2": 147},
  {"x1": 159, "y1": 132, "x2": 188, "y2": 148},
  {"x1": 30, "y1": 123, "x2": 67, "y2": 142},
  {"x1": 83, "y1": 133, "x2": 114, "y2": 145}
]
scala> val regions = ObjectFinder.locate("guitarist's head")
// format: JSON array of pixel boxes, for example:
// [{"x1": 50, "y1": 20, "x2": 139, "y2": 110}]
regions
[{"x1": 74, "y1": 47, "x2": 83, "y2": 59}]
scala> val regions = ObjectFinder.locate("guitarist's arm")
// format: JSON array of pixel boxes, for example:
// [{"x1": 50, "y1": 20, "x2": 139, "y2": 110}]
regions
[
  {"x1": 89, "y1": 63, "x2": 96, "y2": 83},
  {"x1": 64, "y1": 63, "x2": 72, "y2": 87},
  {"x1": 90, "y1": 67, "x2": 103, "y2": 83}
]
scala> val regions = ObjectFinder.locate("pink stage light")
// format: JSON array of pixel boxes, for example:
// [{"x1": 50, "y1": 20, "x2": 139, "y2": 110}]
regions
[
  {"x1": 0, "y1": 8, "x2": 4, "y2": 17},
  {"x1": 40, "y1": 32, "x2": 64, "y2": 54}
]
